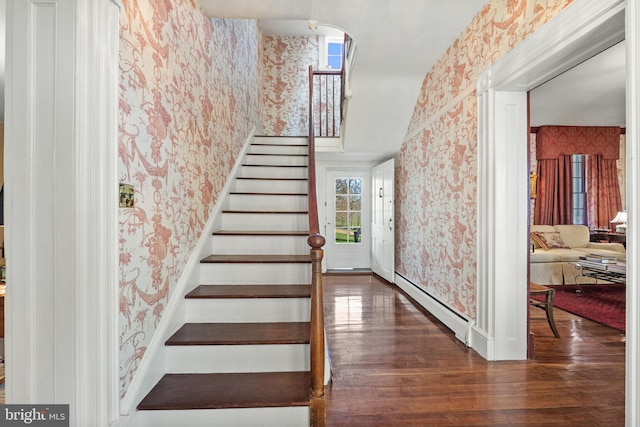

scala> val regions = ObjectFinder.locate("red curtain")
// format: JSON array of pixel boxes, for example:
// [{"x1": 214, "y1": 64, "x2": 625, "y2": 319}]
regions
[
  {"x1": 534, "y1": 156, "x2": 572, "y2": 225},
  {"x1": 534, "y1": 126, "x2": 621, "y2": 227},
  {"x1": 587, "y1": 155, "x2": 622, "y2": 229}
]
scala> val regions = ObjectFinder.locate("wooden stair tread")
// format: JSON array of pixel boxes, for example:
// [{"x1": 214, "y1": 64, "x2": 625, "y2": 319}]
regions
[
  {"x1": 166, "y1": 322, "x2": 310, "y2": 345},
  {"x1": 248, "y1": 153, "x2": 308, "y2": 157},
  {"x1": 201, "y1": 254, "x2": 311, "y2": 263},
  {"x1": 243, "y1": 164, "x2": 307, "y2": 168},
  {"x1": 212, "y1": 230, "x2": 308, "y2": 236},
  {"x1": 186, "y1": 284, "x2": 311, "y2": 299},
  {"x1": 229, "y1": 192, "x2": 307, "y2": 196},
  {"x1": 252, "y1": 143, "x2": 309, "y2": 147},
  {"x1": 137, "y1": 371, "x2": 311, "y2": 410},
  {"x1": 222, "y1": 210, "x2": 308, "y2": 214},
  {"x1": 237, "y1": 177, "x2": 308, "y2": 181}
]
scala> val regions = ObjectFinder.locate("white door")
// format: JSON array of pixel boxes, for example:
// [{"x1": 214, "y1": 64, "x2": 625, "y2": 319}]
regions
[
  {"x1": 371, "y1": 159, "x2": 395, "y2": 282},
  {"x1": 325, "y1": 171, "x2": 371, "y2": 270}
]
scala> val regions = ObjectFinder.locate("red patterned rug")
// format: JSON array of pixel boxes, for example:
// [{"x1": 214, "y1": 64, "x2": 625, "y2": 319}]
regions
[{"x1": 533, "y1": 284, "x2": 626, "y2": 332}]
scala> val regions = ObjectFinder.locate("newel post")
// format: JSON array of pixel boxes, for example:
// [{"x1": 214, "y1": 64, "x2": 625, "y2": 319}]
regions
[{"x1": 308, "y1": 232, "x2": 326, "y2": 399}]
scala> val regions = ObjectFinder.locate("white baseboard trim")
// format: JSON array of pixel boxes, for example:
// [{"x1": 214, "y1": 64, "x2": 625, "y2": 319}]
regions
[
  {"x1": 394, "y1": 273, "x2": 472, "y2": 345},
  {"x1": 469, "y1": 324, "x2": 492, "y2": 360},
  {"x1": 119, "y1": 128, "x2": 257, "y2": 415}
]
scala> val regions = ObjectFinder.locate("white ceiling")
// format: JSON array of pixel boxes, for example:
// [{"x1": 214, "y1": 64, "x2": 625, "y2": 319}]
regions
[
  {"x1": 0, "y1": 2, "x2": 624, "y2": 140},
  {"x1": 198, "y1": 0, "x2": 489, "y2": 162},
  {"x1": 530, "y1": 40, "x2": 626, "y2": 128}
]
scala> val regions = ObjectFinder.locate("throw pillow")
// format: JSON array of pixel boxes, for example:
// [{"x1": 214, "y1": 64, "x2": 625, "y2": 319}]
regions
[{"x1": 531, "y1": 231, "x2": 570, "y2": 250}]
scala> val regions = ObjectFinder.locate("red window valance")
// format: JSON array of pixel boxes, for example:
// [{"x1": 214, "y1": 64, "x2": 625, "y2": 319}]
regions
[{"x1": 536, "y1": 125, "x2": 621, "y2": 160}]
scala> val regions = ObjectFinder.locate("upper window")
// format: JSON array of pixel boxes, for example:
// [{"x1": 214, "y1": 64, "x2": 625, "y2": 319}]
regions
[{"x1": 324, "y1": 37, "x2": 344, "y2": 70}]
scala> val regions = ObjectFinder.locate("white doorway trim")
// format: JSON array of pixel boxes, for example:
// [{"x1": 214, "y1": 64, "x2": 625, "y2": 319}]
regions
[
  {"x1": 473, "y1": 0, "x2": 626, "y2": 361},
  {"x1": 626, "y1": 1, "x2": 640, "y2": 425},
  {"x1": 5, "y1": 0, "x2": 121, "y2": 424}
]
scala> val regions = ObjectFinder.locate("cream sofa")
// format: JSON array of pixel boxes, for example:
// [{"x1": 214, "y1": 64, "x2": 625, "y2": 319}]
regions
[{"x1": 530, "y1": 224, "x2": 626, "y2": 285}]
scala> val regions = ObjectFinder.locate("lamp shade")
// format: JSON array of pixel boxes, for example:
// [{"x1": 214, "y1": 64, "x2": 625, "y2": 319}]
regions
[{"x1": 611, "y1": 211, "x2": 627, "y2": 224}]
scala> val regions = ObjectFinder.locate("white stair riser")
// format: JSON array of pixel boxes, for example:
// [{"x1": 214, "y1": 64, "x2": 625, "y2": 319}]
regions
[
  {"x1": 254, "y1": 136, "x2": 308, "y2": 146},
  {"x1": 221, "y1": 213, "x2": 309, "y2": 231},
  {"x1": 249, "y1": 145, "x2": 308, "y2": 155},
  {"x1": 165, "y1": 344, "x2": 310, "y2": 373},
  {"x1": 132, "y1": 407, "x2": 309, "y2": 427},
  {"x1": 245, "y1": 154, "x2": 307, "y2": 166},
  {"x1": 234, "y1": 179, "x2": 307, "y2": 193},
  {"x1": 200, "y1": 263, "x2": 311, "y2": 284},
  {"x1": 211, "y1": 235, "x2": 309, "y2": 255},
  {"x1": 228, "y1": 194, "x2": 308, "y2": 211},
  {"x1": 185, "y1": 298, "x2": 310, "y2": 322},
  {"x1": 240, "y1": 165, "x2": 307, "y2": 179}
]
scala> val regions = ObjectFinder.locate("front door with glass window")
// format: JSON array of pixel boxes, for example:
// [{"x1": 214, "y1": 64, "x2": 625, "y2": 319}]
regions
[{"x1": 325, "y1": 171, "x2": 371, "y2": 270}]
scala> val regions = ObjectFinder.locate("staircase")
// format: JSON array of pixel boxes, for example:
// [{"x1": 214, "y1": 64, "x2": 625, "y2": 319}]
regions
[{"x1": 136, "y1": 136, "x2": 317, "y2": 426}]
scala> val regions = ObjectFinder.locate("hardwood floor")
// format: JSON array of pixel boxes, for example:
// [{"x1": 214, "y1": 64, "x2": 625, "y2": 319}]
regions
[{"x1": 321, "y1": 274, "x2": 625, "y2": 426}]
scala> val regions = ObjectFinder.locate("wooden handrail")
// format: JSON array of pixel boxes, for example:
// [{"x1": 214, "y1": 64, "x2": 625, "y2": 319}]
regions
[{"x1": 308, "y1": 66, "x2": 326, "y2": 403}]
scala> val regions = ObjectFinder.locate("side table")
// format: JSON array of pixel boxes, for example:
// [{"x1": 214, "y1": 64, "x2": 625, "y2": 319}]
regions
[
  {"x1": 530, "y1": 282, "x2": 559, "y2": 338},
  {"x1": 590, "y1": 231, "x2": 626, "y2": 248}
]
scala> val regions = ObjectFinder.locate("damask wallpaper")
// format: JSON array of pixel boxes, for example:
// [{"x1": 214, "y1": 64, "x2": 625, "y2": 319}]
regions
[
  {"x1": 118, "y1": 0, "x2": 263, "y2": 397},
  {"x1": 262, "y1": 35, "x2": 319, "y2": 136},
  {"x1": 396, "y1": 0, "x2": 574, "y2": 319}
]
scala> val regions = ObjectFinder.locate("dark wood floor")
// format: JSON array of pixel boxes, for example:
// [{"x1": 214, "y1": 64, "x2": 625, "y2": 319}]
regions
[{"x1": 321, "y1": 274, "x2": 625, "y2": 426}]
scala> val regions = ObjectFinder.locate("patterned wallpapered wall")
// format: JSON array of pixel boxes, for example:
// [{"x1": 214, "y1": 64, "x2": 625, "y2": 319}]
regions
[
  {"x1": 118, "y1": 0, "x2": 263, "y2": 397},
  {"x1": 395, "y1": 0, "x2": 574, "y2": 319},
  {"x1": 262, "y1": 36, "x2": 319, "y2": 136}
]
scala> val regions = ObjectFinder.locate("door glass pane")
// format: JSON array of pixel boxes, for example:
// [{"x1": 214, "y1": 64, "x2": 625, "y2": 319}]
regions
[
  {"x1": 335, "y1": 179, "x2": 348, "y2": 194},
  {"x1": 336, "y1": 195, "x2": 348, "y2": 210},
  {"x1": 349, "y1": 178, "x2": 362, "y2": 194},
  {"x1": 335, "y1": 177, "x2": 363, "y2": 244},
  {"x1": 349, "y1": 194, "x2": 361, "y2": 210}
]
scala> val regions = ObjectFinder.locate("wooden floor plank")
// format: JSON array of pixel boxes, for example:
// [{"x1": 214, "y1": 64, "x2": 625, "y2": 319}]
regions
[
  {"x1": 166, "y1": 322, "x2": 310, "y2": 346},
  {"x1": 322, "y1": 274, "x2": 625, "y2": 426}
]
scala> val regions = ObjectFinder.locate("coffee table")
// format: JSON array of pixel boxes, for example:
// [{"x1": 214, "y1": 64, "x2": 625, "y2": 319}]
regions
[{"x1": 574, "y1": 260, "x2": 626, "y2": 294}]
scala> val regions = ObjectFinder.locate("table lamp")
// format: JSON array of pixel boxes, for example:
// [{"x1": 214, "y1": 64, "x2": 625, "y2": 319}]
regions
[{"x1": 611, "y1": 211, "x2": 627, "y2": 233}]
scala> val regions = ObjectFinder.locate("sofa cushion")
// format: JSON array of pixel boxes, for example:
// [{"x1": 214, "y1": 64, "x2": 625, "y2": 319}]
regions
[
  {"x1": 573, "y1": 247, "x2": 626, "y2": 259},
  {"x1": 587, "y1": 242, "x2": 626, "y2": 254},
  {"x1": 554, "y1": 224, "x2": 590, "y2": 248},
  {"x1": 530, "y1": 251, "x2": 562, "y2": 263},
  {"x1": 531, "y1": 231, "x2": 570, "y2": 250},
  {"x1": 545, "y1": 248, "x2": 584, "y2": 262},
  {"x1": 530, "y1": 225, "x2": 557, "y2": 248}
]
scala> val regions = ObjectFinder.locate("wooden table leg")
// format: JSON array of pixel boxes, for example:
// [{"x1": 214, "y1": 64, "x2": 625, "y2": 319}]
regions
[
  {"x1": 530, "y1": 283, "x2": 559, "y2": 338},
  {"x1": 544, "y1": 288, "x2": 559, "y2": 338}
]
